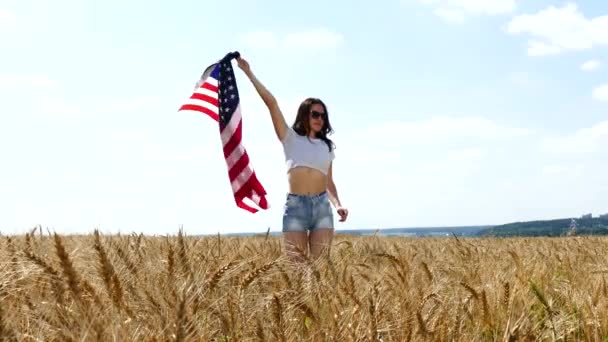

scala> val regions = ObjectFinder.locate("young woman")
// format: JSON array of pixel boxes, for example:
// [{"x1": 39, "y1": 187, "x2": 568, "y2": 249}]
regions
[{"x1": 236, "y1": 56, "x2": 348, "y2": 260}]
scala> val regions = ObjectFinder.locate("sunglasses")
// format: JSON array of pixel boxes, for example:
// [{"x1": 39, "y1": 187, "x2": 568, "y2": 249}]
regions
[{"x1": 310, "y1": 110, "x2": 326, "y2": 119}]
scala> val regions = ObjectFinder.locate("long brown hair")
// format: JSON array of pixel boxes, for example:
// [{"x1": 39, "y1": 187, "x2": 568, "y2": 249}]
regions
[{"x1": 292, "y1": 97, "x2": 335, "y2": 152}]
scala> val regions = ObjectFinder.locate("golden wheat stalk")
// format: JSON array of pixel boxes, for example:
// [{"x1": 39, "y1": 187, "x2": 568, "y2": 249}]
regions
[
  {"x1": 207, "y1": 261, "x2": 238, "y2": 290},
  {"x1": 53, "y1": 233, "x2": 83, "y2": 302},
  {"x1": 239, "y1": 260, "x2": 277, "y2": 291}
]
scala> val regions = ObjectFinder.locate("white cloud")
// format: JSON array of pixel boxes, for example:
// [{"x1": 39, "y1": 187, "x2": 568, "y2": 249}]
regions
[
  {"x1": 507, "y1": 71, "x2": 544, "y2": 89},
  {"x1": 32, "y1": 95, "x2": 81, "y2": 120},
  {"x1": 581, "y1": 60, "x2": 601, "y2": 71},
  {"x1": 239, "y1": 28, "x2": 344, "y2": 52},
  {"x1": 361, "y1": 116, "x2": 530, "y2": 145},
  {"x1": 541, "y1": 121, "x2": 608, "y2": 154},
  {"x1": 447, "y1": 147, "x2": 487, "y2": 162},
  {"x1": 448, "y1": 0, "x2": 515, "y2": 14},
  {"x1": 434, "y1": 8, "x2": 465, "y2": 23},
  {"x1": 110, "y1": 130, "x2": 150, "y2": 143},
  {"x1": 410, "y1": 147, "x2": 487, "y2": 177},
  {"x1": 506, "y1": 3, "x2": 608, "y2": 56},
  {"x1": 0, "y1": 75, "x2": 56, "y2": 88},
  {"x1": 0, "y1": 9, "x2": 16, "y2": 29},
  {"x1": 109, "y1": 129, "x2": 216, "y2": 163},
  {"x1": 527, "y1": 40, "x2": 562, "y2": 56},
  {"x1": 592, "y1": 84, "x2": 608, "y2": 102},
  {"x1": 283, "y1": 29, "x2": 344, "y2": 49},
  {"x1": 541, "y1": 164, "x2": 584, "y2": 177},
  {"x1": 418, "y1": 0, "x2": 515, "y2": 23},
  {"x1": 239, "y1": 31, "x2": 279, "y2": 49},
  {"x1": 101, "y1": 95, "x2": 161, "y2": 113}
]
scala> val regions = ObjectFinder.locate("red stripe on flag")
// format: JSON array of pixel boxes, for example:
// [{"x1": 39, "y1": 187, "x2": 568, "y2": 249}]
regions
[
  {"x1": 228, "y1": 152, "x2": 250, "y2": 182},
  {"x1": 234, "y1": 173, "x2": 269, "y2": 213},
  {"x1": 222, "y1": 121, "x2": 243, "y2": 158},
  {"x1": 234, "y1": 172, "x2": 258, "y2": 199},
  {"x1": 201, "y1": 82, "x2": 218, "y2": 92},
  {"x1": 236, "y1": 199, "x2": 259, "y2": 213},
  {"x1": 178, "y1": 104, "x2": 219, "y2": 121},
  {"x1": 178, "y1": 61, "x2": 269, "y2": 214},
  {"x1": 190, "y1": 93, "x2": 219, "y2": 106}
]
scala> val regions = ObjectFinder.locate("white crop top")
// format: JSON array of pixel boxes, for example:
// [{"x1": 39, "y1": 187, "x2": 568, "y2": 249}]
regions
[{"x1": 281, "y1": 126, "x2": 335, "y2": 175}]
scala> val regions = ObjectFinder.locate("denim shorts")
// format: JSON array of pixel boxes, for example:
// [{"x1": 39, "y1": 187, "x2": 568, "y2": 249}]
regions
[{"x1": 282, "y1": 191, "x2": 334, "y2": 232}]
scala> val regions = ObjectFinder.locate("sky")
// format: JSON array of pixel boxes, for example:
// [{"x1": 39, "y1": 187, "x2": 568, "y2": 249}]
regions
[{"x1": 0, "y1": 0, "x2": 607, "y2": 236}]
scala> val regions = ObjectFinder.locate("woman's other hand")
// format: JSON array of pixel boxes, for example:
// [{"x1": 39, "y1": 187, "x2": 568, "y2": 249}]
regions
[
  {"x1": 337, "y1": 206, "x2": 349, "y2": 222},
  {"x1": 236, "y1": 56, "x2": 251, "y2": 75}
]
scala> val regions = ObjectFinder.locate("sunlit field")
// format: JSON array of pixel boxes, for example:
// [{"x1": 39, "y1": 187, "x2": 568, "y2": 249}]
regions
[{"x1": 1, "y1": 228, "x2": 607, "y2": 341}]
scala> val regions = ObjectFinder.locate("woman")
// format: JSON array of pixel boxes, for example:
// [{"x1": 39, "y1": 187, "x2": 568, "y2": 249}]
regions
[{"x1": 236, "y1": 56, "x2": 348, "y2": 260}]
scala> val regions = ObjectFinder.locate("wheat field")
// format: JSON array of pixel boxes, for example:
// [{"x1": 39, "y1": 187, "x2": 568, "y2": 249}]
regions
[{"x1": 1, "y1": 228, "x2": 607, "y2": 341}]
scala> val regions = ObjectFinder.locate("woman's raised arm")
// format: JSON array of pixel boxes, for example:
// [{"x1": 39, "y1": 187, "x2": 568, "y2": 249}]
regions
[{"x1": 236, "y1": 57, "x2": 288, "y2": 142}]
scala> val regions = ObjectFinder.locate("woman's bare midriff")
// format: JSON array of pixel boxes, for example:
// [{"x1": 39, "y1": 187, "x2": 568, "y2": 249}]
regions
[{"x1": 287, "y1": 167, "x2": 327, "y2": 195}]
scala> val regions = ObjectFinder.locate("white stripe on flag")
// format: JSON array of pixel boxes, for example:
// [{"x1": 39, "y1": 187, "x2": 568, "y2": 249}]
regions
[
  {"x1": 231, "y1": 165, "x2": 253, "y2": 193},
  {"x1": 194, "y1": 87, "x2": 218, "y2": 98},
  {"x1": 205, "y1": 78, "x2": 219, "y2": 87},
  {"x1": 220, "y1": 103, "x2": 242, "y2": 145},
  {"x1": 184, "y1": 99, "x2": 219, "y2": 114},
  {"x1": 225, "y1": 143, "x2": 245, "y2": 170}
]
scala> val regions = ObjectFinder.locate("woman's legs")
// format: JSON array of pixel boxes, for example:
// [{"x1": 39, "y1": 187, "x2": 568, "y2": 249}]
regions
[
  {"x1": 282, "y1": 193, "x2": 309, "y2": 261},
  {"x1": 309, "y1": 192, "x2": 335, "y2": 260},
  {"x1": 283, "y1": 232, "x2": 308, "y2": 261},
  {"x1": 283, "y1": 229, "x2": 333, "y2": 261},
  {"x1": 282, "y1": 191, "x2": 335, "y2": 261},
  {"x1": 309, "y1": 228, "x2": 334, "y2": 260}
]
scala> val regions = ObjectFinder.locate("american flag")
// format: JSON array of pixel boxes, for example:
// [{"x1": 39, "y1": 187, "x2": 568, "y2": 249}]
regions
[{"x1": 178, "y1": 52, "x2": 269, "y2": 213}]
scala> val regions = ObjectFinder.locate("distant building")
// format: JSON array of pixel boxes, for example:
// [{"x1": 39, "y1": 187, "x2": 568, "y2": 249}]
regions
[
  {"x1": 567, "y1": 218, "x2": 578, "y2": 236},
  {"x1": 581, "y1": 213, "x2": 592, "y2": 219},
  {"x1": 600, "y1": 213, "x2": 608, "y2": 219}
]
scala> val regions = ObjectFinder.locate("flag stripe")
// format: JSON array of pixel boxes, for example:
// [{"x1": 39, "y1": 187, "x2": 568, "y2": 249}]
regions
[
  {"x1": 225, "y1": 141, "x2": 246, "y2": 169},
  {"x1": 220, "y1": 104, "x2": 242, "y2": 146},
  {"x1": 190, "y1": 92, "x2": 219, "y2": 106},
  {"x1": 193, "y1": 87, "x2": 218, "y2": 99},
  {"x1": 178, "y1": 105, "x2": 219, "y2": 121},
  {"x1": 234, "y1": 172, "x2": 258, "y2": 198},
  {"x1": 177, "y1": 58, "x2": 269, "y2": 214},
  {"x1": 182, "y1": 98, "x2": 219, "y2": 113},
  {"x1": 231, "y1": 159, "x2": 253, "y2": 193},
  {"x1": 222, "y1": 120, "x2": 243, "y2": 159},
  {"x1": 203, "y1": 78, "x2": 218, "y2": 88},
  {"x1": 228, "y1": 151, "x2": 250, "y2": 184}
]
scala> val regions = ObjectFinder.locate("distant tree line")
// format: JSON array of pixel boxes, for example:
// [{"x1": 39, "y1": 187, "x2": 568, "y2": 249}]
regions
[{"x1": 476, "y1": 216, "x2": 608, "y2": 237}]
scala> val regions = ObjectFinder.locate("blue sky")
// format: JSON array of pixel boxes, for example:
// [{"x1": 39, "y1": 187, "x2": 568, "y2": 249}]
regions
[{"x1": 1, "y1": 0, "x2": 607, "y2": 235}]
